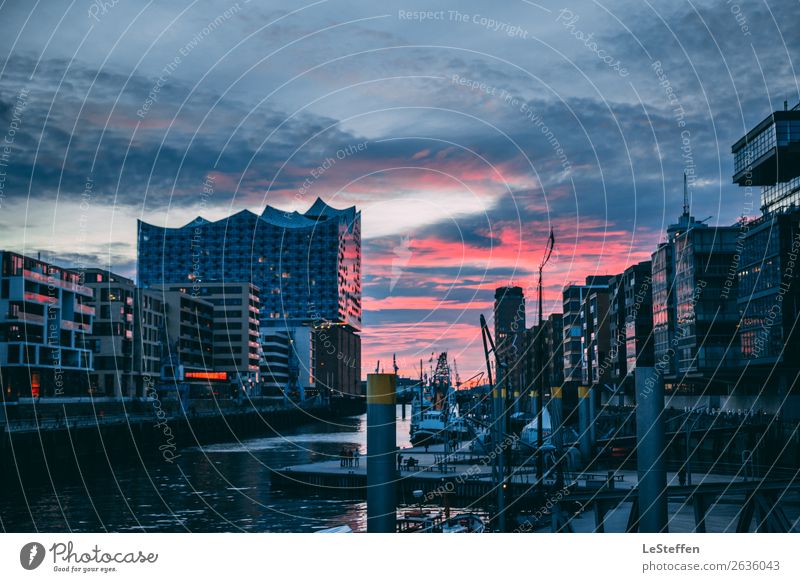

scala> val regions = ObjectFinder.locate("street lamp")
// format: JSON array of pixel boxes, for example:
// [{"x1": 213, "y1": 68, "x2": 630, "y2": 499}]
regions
[{"x1": 536, "y1": 229, "x2": 555, "y2": 484}]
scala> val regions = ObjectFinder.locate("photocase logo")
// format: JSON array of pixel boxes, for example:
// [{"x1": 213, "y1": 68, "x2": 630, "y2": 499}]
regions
[{"x1": 20, "y1": 542, "x2": 46, "y2": 570}]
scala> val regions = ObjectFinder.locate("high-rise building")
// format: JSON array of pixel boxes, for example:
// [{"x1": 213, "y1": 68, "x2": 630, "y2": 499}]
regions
[
  {"x1": 544, "y1": 313, "x2": 564, "y2": 389},
  {"x1": 154, "y1": 282, "x2": 262, "y2": 394},
  {"x1": 622, "y1": 261, "x2": 654, "y2": 376},
  {"x1": 561, "y1": 276, "x2": 612, "y2": 398},
  {"x1": 0, "y1": 251, "x2": 94, "y2": 399},
  {"x1": 137, "y1": 198, "x2": 362, "y2": 399},
  {"x1": 731, "y1": 101, "x2": 800, "y2": 212},
  {"x1": 494, "y1": 286, "x2": 525, "y2": 399},
  {"x1": 137, "y1": 198, "x2": 360, "y2": 328},
  {"x1": 151, "y1": 288, "x2": 215, "y2": 395},
  {"x1": 133, "y1": 288, "x2": 164, "y2": 397},
  {"x1": 83, "y1": 269, "x2": 136, "y2": 397},
  {"x1": 525, "y1": 313, "x2": 564, "y2": 398},
  {"x1": 583, "y1": 285, "x2": 611, "y2": 388},
  {"x1": 651, "y1": 180, "x2": 740, "y2": 395},
  {"x1": 731, "y1": 101, "x2": 800, "y2": 404},
  {"x1": 673, "y1": 225, "x2": 740, "y2": 383},
  {"x1": 736, "y1": 212, "x2": 800, "y2": 384},
  {"x1": 608, "y1": 273, "x2": 627, "y2": 386},
  {"x1": 607, "y1": 261, "x2": 654, "y2": 395}
]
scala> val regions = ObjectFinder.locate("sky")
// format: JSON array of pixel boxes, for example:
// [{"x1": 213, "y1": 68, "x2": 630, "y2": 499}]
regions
[{"x1": 1, "y1": 0, "x2": 798, "y2": 379}]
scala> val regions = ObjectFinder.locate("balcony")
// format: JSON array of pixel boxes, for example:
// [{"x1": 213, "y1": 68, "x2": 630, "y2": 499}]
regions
[
  {"x1": 61, "y1": 320, "x2": 90, "y2": 332},
  {"x1": 74, "y1": 302, "x2": 95, "y2": 315},
  {"x1": 24, "y1": 291, "x2": 56, "y2": 305},
  {"x1": 23, "y1": 269, "x2": 93, "y2": 296},
  {"x1": 6, "y1": 311, "x2": 45, "y2": 325}
]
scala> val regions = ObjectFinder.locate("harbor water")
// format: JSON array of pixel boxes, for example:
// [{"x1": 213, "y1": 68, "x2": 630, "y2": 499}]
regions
[{"x1": 0, "y1": 407, "x2": 415, "y2": 532}]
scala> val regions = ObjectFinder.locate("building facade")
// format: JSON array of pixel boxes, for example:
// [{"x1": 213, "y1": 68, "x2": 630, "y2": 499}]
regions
[
  {"x1": 155, "y1": 282, "x2": 261, "y2": 394},
  {"x1": 137, "y1": 198, "x2": 360, "y2": 329},
  {"x1": 673, "y1": 224, "x2": 740, "y2": 385},
  {"x1": 731, "y1": 102, "x2": 800, "y2": 408},
  {"x1": 83, "y1": 269, "x2": 136, "y2": 397},
  {"x1": 494, "y1": 286, "x2": 526, "y2": 399},
  {"x1": 0, "y1": 251, "x2": 94, "y2": 399},
  {"x1": 151, "y1": 288, "x2": 215, "y2": 395},
  {"x1": 622, "y1": 261, "x2": 654, "y2": 376},
  {"x1": 138, "y1": 198, "x2": 361, "y2": 399},
  {"x1": 583, "y1": 285, "x2": 611, "y2": 388},
  {"x1": 133, "y1": 288, "x2": 164, "y2": 397},
  {"x1": 544, "y1": 313, "x2": 564, "y2": 389},
  {"x1": 562, "y1": 276, "x2": 612, "y2": 400}
]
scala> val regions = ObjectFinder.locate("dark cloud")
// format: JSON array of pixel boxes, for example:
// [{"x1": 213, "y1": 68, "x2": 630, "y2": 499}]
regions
[{"x1": 1, "y1": 0, "x2": 797, "y2": 374}]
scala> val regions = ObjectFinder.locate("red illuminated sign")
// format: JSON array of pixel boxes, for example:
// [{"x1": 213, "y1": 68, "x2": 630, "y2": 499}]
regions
[{"x1": 184, "y1": 371, "x2": 228, "y2": 381}]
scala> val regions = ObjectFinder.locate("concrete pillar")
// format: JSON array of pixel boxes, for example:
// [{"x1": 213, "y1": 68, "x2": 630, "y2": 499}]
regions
[
  {"x1": 367, "y1": 373, "x2": 397, "y2": 533},
  {"x1": 578, "y1": 385, "x2": 592, "y2": 463},
  {"x1": 635, "y1": 366, "x2": 667, "y2": 533}
]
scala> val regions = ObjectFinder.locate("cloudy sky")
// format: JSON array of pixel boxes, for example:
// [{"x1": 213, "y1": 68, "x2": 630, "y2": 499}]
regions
[{"x1": 1, "y1": 0, "x2": 798, "y2": 378}]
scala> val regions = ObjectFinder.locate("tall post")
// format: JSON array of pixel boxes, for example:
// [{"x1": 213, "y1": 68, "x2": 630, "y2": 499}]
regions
[
  {"x1": 635, "y1": 366, "x2": 667, "y2": 533},
  {"x1": 367, "y1": 373, "x2": 397, "y2": 533},
  {"x1": 551, "y1": 385, "x2": 563, "y2": 451},
  {"x1": 588, "y1": 384, "x2": 597, "y2": 448},
  {"x1": 536, "y1": 266, "x2": 544, "y2": 483},
  {"x1": 493, "y1": 378, "x2": 507, "y2": 533},
  {"x1": 578, "y1": 385, "x2": 592, "y2": 463}
]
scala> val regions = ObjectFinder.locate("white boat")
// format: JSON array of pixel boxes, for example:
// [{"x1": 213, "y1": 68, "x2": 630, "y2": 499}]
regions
[
  {"x1": 519, "y1": 408, "x2": 552, "y2": 447},
  {"x1": 411, "y1": 409, "x2": 470, "y2": 446},
  {"x1": 315, "y1": 524, "x2": 353, "y2": 533}
]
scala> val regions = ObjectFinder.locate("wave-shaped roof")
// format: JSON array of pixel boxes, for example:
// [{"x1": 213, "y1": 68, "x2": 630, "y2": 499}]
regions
[{"x1": 139, "y1": 198, "x2": 358, "y2": 231}]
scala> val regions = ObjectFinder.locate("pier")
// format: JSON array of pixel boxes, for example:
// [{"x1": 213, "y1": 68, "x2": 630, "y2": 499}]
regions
[{"x1": 270, "y1": 440, "x2": 800, "y2": 532}]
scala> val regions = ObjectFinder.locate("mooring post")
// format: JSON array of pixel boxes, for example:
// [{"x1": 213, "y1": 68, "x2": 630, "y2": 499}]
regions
[
  {"x1": 635, "y1": 366, "x2": 667, "y2": 532},
  {"x1": 367, "y1": 373, "x2": 397, "y2": 533}
]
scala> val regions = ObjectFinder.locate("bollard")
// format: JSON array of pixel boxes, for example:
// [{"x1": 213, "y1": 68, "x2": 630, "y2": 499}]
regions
[
  {"x1": 367, "y1": 373, "x2": 397, "y2": 533},
  {"x1": 578, "y1": 386, "x2": 593, "y2": 463},
  {"x1": 635, "y1": 366, "x2": 667, "y2": 532}
]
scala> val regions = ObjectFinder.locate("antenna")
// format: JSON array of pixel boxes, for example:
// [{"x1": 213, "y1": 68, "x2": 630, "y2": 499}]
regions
[{"x1": 683, "y1": 172, "x2": 690, "y2": 217}]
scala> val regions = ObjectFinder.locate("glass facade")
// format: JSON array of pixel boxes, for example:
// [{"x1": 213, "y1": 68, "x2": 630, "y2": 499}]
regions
[
  {"x1": 733, "y1": 122, "x2": 775, "y2": 176},
  {"x1": 651, "y1": 243, "x2": 675, "y2": 377},
  {"x1": 673, "y1": 226, "x2": 740, "y2": 374},
  {"x1": 137, "y1": 198, "x2": 361, "y2": 330},
  {"x1": 737, "y1": 211, "x2": 800, "y2": 364},
  {"x1": 732, "y1": 110, "x2": 800, "y2": 187},
  {"x1": 761, "y1": 175, "x2": 800, "y2": 213}
]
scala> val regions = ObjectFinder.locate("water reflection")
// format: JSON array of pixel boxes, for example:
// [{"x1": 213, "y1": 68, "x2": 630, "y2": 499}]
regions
[{"x1": 1, "y1": 408, "x2": 413, "y2": 532}]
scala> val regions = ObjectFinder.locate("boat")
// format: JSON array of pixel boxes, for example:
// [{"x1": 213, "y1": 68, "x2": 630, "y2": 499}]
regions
[
  {"x1": 411, "y1": 410, "x2": 471, "y2": 446},
  {"x1": 397, "y1": 509, "x2": 485, "y2": 533},
  {"x1": 519, "y1": 407, "x2": 552, "y2": 448},
  {"x1": 441, "y1": 512, "x2": 486, "y2": 533},
  {"x1": 315, "y1": 524, "x2": 353, "y2": 533},
  {"x1": 409, "y1": 352, "x2": 471, "y2": 446}
]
